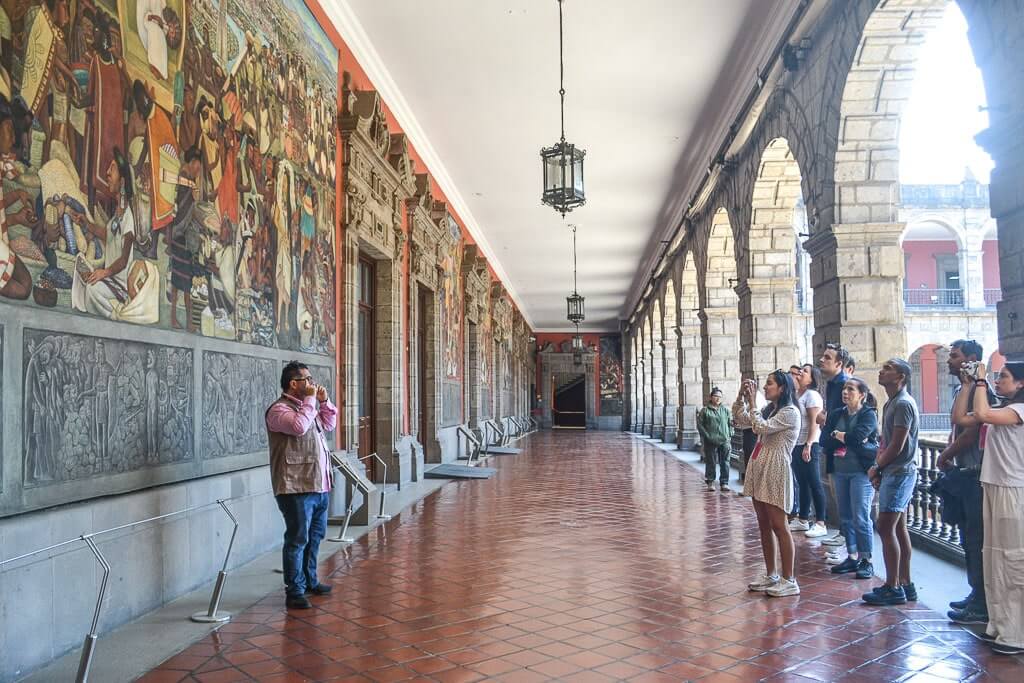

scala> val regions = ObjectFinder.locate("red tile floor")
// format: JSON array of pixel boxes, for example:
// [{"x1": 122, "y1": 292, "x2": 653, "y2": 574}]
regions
[{"x1": 141, "y1": 432, "x2": 1024, "y2": 682}]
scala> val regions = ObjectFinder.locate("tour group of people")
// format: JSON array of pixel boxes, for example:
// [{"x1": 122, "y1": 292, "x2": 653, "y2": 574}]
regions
[{"x1": 696, "y1": 342, "x2": 1024, "y2": 655}]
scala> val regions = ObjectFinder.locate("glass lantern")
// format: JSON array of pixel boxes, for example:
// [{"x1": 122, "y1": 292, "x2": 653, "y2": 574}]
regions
[
  {"x1": 541, "y1": 140, "x2": 586, "y2": 215},
  {"x1": 566, "y1": 292, "x2": 585, "y2": 325}
]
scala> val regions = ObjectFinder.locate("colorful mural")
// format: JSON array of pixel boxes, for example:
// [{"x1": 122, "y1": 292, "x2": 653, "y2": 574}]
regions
[
  {"x1": 0, "y1": 0, "x2": 337, "y2": 355},
  {"x1": 439, "y1": 213, "x2": 462, "y2": 378},
  {"x1": 599, "y1": 334, "x2": 623, "y2": 416}
]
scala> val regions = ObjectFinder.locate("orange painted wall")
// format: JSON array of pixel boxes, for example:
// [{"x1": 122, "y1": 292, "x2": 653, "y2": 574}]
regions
[
  {"x1": 534, "y1": 333, "x2": 603, "y2": 416},
  {"x1": 305, "y1": 1, "x2": 529, "y2": 439}
]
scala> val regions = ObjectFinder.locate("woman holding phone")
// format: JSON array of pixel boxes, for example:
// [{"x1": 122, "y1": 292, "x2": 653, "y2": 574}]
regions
[{"x1": 733, "y1": 370, "x2": 802, "y2": 597}]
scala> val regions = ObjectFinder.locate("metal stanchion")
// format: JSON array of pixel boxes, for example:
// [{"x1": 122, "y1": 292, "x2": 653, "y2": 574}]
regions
[
  {"x1": 359, "y1": 453, "x2": 391, "y2": 520},
  {"x1": 191, "y1": 500, "x2": 238, "y2": 623},
  {"x1": 75, "y1": 535, "x2": 110, "y2": 683}
]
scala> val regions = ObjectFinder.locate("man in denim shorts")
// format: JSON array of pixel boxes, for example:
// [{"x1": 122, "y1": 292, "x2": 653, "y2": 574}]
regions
[{"x1": 864, "y1": 358, "x2": 920, "y2": 606}]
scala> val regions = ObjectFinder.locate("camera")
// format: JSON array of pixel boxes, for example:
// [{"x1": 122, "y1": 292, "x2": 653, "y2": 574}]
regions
[{"x1": 961, "y1": 360, "x2": 980, "y2": 376}]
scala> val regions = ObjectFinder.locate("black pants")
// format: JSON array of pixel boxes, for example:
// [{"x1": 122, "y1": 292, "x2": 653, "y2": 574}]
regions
[
  {"x1": 951, "y1": 471, "x2": 986, "y2": 610},
  {"x1": 740, "y1": 429, "x2": 756, "y2": 482},
  {"x1": 704, "y1": 442, "x2": 730, "y2": 484},
  {"x1": 791, "y1": 443, "x2": 827, "y2": 522}
]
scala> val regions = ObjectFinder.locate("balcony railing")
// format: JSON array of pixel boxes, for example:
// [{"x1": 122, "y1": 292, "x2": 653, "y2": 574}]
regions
[
  {"x1": 984, "y1": 288, "x2": 1003, "y2": 306},
  {"x1": 919, "y1": 413, "x2": 951, "y2": 431},
  {"x1": 908, "y1": 436, "x2": 964, "y2": 564},
  {"x1": 903, "y1": 288, "x2": 964, "y2": 308}
]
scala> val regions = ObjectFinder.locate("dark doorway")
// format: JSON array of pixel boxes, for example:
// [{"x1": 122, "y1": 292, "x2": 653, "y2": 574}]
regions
[
  {"x1": 357, "y1": 257, "x2": 377, "y2": 480},
  {"x1": 417, "y1": 284, "x2": 430, "y2": 444},
  {"x1": 553, "y1": 373, "x2": 586, "y2": 429}
]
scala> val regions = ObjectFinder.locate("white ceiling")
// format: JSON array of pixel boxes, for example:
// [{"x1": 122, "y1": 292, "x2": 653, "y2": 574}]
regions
[{"x1": 323, "y1": 1, "x2": 798, "y2": 331}]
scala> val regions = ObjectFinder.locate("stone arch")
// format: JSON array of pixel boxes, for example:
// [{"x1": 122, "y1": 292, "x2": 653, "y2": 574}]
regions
[
  {"x1": 662, "y1": 277, "x2": 680, "y2": 443},
  {"x1": 737, "y1": 137, "x2": 803, "y2": 379},
  {"x1": 698, "y1": 208, "x2": 741, "y2": 402},
  {"x1": 641, "y1": 314, "x2": 653, "y2": 435},
  {"x1": 809, "y1": 0, "x2": 948, "y2": 383},
  {"x1": 631, "y1": 333, "x2": 642, "y2": 431},
  {"x1": 650, "y1": 297, "x2": 665, "y2": 439},
  {"x1": 676, "y1": 250, "x2": 703, "y2": 447}
]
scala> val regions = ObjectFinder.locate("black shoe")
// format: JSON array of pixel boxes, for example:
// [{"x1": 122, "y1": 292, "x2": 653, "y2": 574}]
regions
[
  {"x1": 854, "y1": 559, "x2": 874, "y2": 580},
  {"x1": 950, "y1": 594, "x2": 972, "y2": 610},
  {"x1": 863, "y1": 584, "x2": 906, "y2": 605},
  {"x1": 948, "y1": 607, "x2": 989, "y2": 625},
  {"x1": 830, "y1": 557, "x2": 859, "y2": 574},
  {"x1": 286, "y1": 595, "x2": 312, "y2": 609},
  {"x1": 305, "y1": 583, "x2": 333, "y2": 596},
  {"x1": 991, "y1": 643, "x2": 1024, "y2": 655},
  {"x1": 978, "y1": 631, "x2": 997, "y2": 642},
  {"x1": 902, "y1": 582, "x2": 918, "y2": 602}
]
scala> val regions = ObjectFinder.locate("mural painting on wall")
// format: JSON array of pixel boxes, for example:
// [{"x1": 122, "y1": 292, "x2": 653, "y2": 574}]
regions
[
  {"x1": 439, "y1": 214, "x2": 462, "y2": 379},
  {"x1": 0, "y1": 0, "x2": 337, "y2": 355},
  {"x1": 22, "y1": 329, "x2": 194, "y2": 486},
  {"x1": 599, "y1": 334, "x2": 623, "y2": 416}
]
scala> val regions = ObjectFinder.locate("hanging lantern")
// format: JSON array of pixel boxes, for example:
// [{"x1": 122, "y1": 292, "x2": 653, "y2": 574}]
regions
[
  {"x1": 573, "y1": 349, "x2": 583, "y2": 365},
  {"x1": 572, "y1": 331, "x2": 584, "y2": 352},
  {"x1": 566, "y1": 224, "x2": 585, "y2": 324},
  {"x1": 540, "y1": 0, "x2": 586, "y2": 217}
]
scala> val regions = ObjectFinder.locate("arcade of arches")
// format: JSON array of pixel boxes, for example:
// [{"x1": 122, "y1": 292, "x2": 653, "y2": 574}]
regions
[{"x1": 2, "y1": 0, "x2": 1024, "y2": 681}]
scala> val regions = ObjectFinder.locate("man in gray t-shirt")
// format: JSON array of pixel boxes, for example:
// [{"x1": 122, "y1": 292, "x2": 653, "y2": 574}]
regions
[{"x1": 864, "y1": 358, "x2": 919, "y2": 607}]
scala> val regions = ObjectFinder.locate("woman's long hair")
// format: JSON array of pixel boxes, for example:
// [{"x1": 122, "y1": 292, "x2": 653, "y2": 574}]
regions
[
  {"x1": 844, "y1": 376, "x2": 878, "y2": 410},
  {"x1": 763, "y1": 369, "x2": 797, "y2": 418},
  {"x1": 1002, "y1": 362, "x2": 1024, "y2": 405},
  {"x1": 802, "y1": 363, "x2": 822, "y2": 392}
]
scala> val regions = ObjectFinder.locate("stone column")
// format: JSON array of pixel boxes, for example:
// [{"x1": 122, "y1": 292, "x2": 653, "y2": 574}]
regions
[
  {"x1": 650, "y1": 344, "x2": 664, "y2": 438},
  {"x1": 663, "y1": 333, "x2": 679, "y2": 443},
  {"x1": 962, "y1": 232, "x2": 987, "y2": 311},
  {"x1": 736, "y1": 277, "x2": 799, "y2": 381},
  {"x1": 806, "y1": 223, "x2": 907, "y2": 389},
  {"x1": 700, "y1": 308, "x2": 741, "y2": 403},
  {"x1": 678, "y1": 320, "x2": 703, "y2": 448}
]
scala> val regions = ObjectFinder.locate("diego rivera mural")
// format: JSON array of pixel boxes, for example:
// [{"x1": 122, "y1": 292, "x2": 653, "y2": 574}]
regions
[{"x1": 0, "y1": 0, "x2": 337, "y2": 355}]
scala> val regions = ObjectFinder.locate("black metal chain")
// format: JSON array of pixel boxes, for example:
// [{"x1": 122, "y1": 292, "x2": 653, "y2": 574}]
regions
[
  {"x1": 558, "y1": 0, "x2": 566, "y2": 143},
  {"x1": 571, "y1": 223, "x2": 578, "y2": 293}
]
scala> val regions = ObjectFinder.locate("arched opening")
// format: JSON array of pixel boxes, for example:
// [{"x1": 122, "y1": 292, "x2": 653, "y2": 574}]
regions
[
  {"x1": 677, "y1": 252, "x2": 703, "y2": 447},
  {"x1": 662, "y1": 279, "x2": 680, "y2": 443},
  {"x1": 900, "y1": 220, "x2": 964, "y2": 308},
  {"x1": 650, "y1": 298, "x2": 665, "y2": 439},
  {"x1": 630, "y1": 334, "x2": 641, "y2": 431},
  {"x1": 641, "y1": 317, "x2": 653, "y2": 434},
  {"x1": 741, "y1": 137, "x2": 805, "y2": 377},
  {"x1": 700, "y1": 208, "x2": 741, "y2": 402},
  {"x1": 909, "y1": 343, "x2": 955, "y2": 437}
]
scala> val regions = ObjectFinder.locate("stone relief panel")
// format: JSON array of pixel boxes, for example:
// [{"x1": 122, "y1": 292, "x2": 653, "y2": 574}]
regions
[
  {"x1": 22, "y1": 330, "x2": 194, "y2": 487},
  {"x1": 201, "y1": 351, "x2": 336, "y2": 459}
]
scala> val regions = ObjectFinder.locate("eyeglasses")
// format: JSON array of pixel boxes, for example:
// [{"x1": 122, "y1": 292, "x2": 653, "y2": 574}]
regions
[{"x1": 293, "y1": 375, "x2": 313, "y2": 383}]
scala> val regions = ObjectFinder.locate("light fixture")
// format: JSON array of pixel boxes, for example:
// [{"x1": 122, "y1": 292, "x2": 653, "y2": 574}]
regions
[
  {"x1": 566, "y1": 224, "x2": 585, "y2": 324},
  {"x1": 540, "y1": 0, "x2": 586, "y2": 216},
  {"x1": 572, "y1": 325, "x2": 584, "y2": 351}
]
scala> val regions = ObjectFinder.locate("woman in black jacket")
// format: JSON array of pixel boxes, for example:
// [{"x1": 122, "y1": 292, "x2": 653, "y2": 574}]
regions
[{"x1": 821, "y1": 377, "x2": 879, "y2": 579}]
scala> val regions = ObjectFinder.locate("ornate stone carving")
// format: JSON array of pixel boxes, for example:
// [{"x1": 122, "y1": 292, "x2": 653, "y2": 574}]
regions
[{"x1": 22, "y1": 331, "x2": 194, "y2": 487}]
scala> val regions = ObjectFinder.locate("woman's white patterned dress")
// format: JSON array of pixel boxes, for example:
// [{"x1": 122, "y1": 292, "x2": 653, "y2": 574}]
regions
[{"x1": 732, "y1": 399, "x2": 801, "y2": 512}]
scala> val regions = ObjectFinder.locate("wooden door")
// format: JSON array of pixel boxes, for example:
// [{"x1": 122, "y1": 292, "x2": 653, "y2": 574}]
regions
[
  {"x1": 357, "y1": 258, "x2": 377, "y2": 480},
  {"x1": 417, "y1": 285, "x2": 429, "y2": 443}
]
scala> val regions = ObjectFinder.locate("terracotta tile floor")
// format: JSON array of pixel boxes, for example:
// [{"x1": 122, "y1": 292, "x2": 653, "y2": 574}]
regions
[{"x1": 141, "y1": 432, "x2": 1024, "y2": 682}]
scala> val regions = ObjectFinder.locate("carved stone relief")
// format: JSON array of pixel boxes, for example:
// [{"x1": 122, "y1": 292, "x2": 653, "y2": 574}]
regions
[{"x1": 22, "y1": 330, "x2": 194, "y2": 487}]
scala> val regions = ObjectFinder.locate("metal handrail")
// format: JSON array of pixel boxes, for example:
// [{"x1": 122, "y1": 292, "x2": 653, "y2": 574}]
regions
[
  {"x1": 0, "y1": 495, "x2": 246, "y2": 682},
  {"x1": 456, "y1": 425, "x2": 482, "y2": 464}
]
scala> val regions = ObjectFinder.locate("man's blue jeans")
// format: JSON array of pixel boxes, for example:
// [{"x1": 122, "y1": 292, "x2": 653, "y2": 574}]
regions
[
  {"x1": 834, "y1": 471, "x2": 874, "y2": 556},
  {"x1": 275, "y1": 492, "x2": 329, "y2": 597}
]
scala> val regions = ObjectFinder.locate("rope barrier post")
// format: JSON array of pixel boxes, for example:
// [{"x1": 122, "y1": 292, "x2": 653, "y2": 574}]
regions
[
  {"x1": 76, "y1": 535, "x2": 110, "y2": 683},
  {"x1": 359, "y1": 453, "x2": 391, "y2": 520},
  {"x1": 191, "y1": 500, "x2": 238, "y2": 623}
]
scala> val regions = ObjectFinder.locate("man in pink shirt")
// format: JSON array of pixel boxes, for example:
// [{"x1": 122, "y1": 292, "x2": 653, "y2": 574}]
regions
[{"x1": 266, "y1": 361, "x2": 338, "y2": 609}]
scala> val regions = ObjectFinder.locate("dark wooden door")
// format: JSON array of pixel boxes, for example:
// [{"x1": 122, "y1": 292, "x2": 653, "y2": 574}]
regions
[
  {"x1": 417, "y1": 285, "x2": 429, "y2": 443},
  {"x1": 357, "y1": 258, "x2": 377, "y2": 480}
]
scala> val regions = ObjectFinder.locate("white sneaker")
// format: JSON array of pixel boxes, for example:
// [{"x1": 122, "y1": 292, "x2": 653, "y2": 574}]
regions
[
  {"x1": 825, "y1": 554, "x2": 845, "y2": 565},
  {"x1": 788, "y1": 519, "x2": 810, "y2": 531},
  {"x1": 805, "y1": 524, "x2": 828, "y2": 538},
  {"x1": 821, "y1": 536, "x2": 845, "y2": 546},
  {"x1": 766, "y1": 577, "x2": 800, "y2": 597},
  {"x1": 706, "y1": 483, "x2": 716, "y2": 492},
  {"x1": 748, "y1": 574, "x2": 780, "y2": 592}
]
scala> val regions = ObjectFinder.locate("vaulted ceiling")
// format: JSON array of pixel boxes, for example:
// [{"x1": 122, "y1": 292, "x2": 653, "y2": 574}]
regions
[{"x1": 323, "y1": 1, "x2": 801, "y2": 331}]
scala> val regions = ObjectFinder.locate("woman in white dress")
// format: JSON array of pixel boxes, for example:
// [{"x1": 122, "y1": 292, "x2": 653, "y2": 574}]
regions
[
  {"x1": 137, "y1": 0, "x2": 169, "y2": 80},
  {"x1": 733, "y1": 370, "x2": 802, "y2": 597}
]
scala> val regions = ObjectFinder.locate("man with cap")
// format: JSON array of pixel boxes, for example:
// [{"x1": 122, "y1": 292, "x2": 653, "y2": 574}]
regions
[{"x1": 698, "y1": 387, "x2": 734, "y2": 492}]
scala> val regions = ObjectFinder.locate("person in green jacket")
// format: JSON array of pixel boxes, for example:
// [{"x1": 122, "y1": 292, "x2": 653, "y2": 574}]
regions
[{"x1": 698, "y1": 387, "x2": 734, "y2": 491}]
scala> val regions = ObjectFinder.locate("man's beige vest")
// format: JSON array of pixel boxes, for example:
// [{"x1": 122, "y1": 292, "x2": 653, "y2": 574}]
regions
[{"x1": 266, "y1": 396, "x2": 332, "y2": 495}]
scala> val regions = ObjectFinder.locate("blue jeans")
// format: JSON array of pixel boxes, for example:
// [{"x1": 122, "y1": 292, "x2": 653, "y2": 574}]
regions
[
  {"x1": 792, "y1": 444, "x2": 827, "y2": 522},
  {"x1": 834, "y1": 471, "x2": 874, "y2": 556},
  {"x1": 879, "y1": 469, "x2": 917, "y2": 513},
  {"x1": 276, "y1": 492, "x2": 329, "y2": 597}
]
